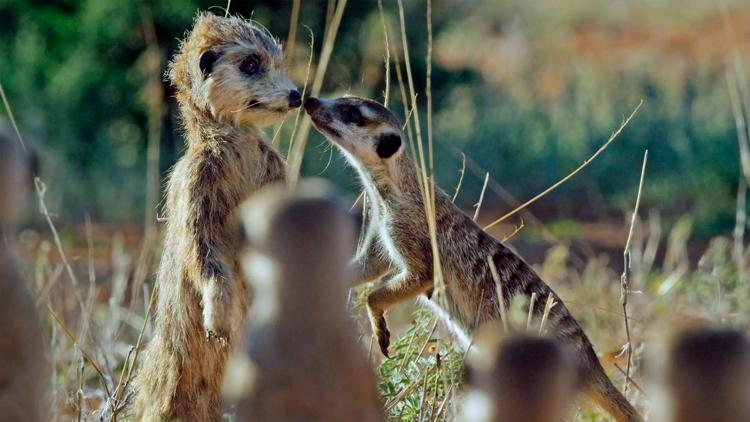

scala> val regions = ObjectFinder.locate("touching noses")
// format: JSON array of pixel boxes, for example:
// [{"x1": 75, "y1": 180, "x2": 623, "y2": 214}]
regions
[{"x1": 288, "y1": 90, "x2": 302, "y2": 108}]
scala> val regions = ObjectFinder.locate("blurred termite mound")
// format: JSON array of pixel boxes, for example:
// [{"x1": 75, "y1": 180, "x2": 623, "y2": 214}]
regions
[
  {"x1": 461, "y1": 328, "x2": 580, "y2": 422},
  {"x1": 0, "y1": 129, "x2": 48, "y2": 421},
  {"x1": 231, "y1": 179, "x2": 384, "y2": 422},
  {"x1": 649, "y1": 327, "x2": 750, "y2": 422}
]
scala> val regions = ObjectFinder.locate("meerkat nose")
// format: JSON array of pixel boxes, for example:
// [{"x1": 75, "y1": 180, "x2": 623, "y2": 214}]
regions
[
  {"x1": 288, "y1": 90, "x2": 302, "y2": 108},
  {"x1": 303, "y1": 97, "x2": 321, "y2": 113}
]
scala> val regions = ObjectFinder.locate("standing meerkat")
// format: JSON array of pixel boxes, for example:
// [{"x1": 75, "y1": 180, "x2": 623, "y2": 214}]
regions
[
  {"x1": 134, "y1": 12, "x2": 301, "y2": 422},
  {"x1": 0, "y1": 133, "x2": 47, "y2": 422},
  {"x1": 234, "y1": 181, "x2": 385, "y2": 422},
  {"x1": 304, "y1": 96, "x2": 643, "y2": 422}
]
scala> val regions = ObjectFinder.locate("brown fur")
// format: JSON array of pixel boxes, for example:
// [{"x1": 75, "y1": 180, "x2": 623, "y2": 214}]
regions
[
  {"x1": 134, "y1": 12, "x2": 297, "y2": 422},
  {"x1": 0, "y1": 132, "x2": 47, "y2": 422},
  {"x1": 235, "y1": 181, "x2": 385, "y2": 422},
  {"x1": 305, "y1": 96, "x2": 643, "y2": 422}
]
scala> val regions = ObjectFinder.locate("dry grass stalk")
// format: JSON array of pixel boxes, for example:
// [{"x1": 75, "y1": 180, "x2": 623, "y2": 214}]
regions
[
  {"x1": 46, "y1": 303, "x2": 112, "y2": 399},
  {"x1": 285, "y1": 26, "x2": 315, "y2": 156},
  {"x1": 377, "y1": 0, "x2": 391, "y2": 106},
  {"x1": 538, "y1": 293, "x2": 558, "y2": 335},
  {"x1": 501, "y1": 218, "x2": 524, "y2": 242},
  {"x1": 395, "y1": 0, "x2": 445, "y2": 298},
  {"x1": 285, "y1": 0, "x2": 301, "y2": 62},
  {"x1": 35, "y1": 179, "x2": 85, "y2": 312},
  {"x1": 473, "y1": 172, "x2": 489, "y2": 222},
  {"x1": 734, "y1": 176, "x2": 746, "y2": 278},
  {"x1": 484, "y1": 99, "x2": 644, "y2": 230},
  {"x1": 727, "y1": 68, "x2": 750, "y2": 186},
  {"x1": 0, "y1": 82, "x2": 26, "y2": 150},
  {"x1": 621, "y1": 150, "x2": 648, "y2": 393},
  {"x1": 385, "y1": 364, "x2": 437, "y2": 411},
  {"x1": 451, "y1": 152, "x2": 467, "y2": 203},
  {"x1": 526, "y1": 292, "x2": 537, "y2": 331},
  {"x1": 487, "y1": 256, "x2": 508, "y2": 331},
  {"x1": 287, "y1": 0, "x2": 347, "y2": 183}
]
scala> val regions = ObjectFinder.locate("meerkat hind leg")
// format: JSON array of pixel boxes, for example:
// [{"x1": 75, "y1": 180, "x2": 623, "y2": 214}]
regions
[{"x1": 366, "y1": 274, "x2": 433, "y2": 357}]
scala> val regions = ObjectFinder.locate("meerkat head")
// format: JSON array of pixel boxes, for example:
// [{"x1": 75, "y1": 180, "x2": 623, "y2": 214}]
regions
[
  {"x1": 168, "y1": 12, "x2": 301, "y2": 128},
  {"x1": 303, "y1": 96, "x2": 405, "y2": 172}
]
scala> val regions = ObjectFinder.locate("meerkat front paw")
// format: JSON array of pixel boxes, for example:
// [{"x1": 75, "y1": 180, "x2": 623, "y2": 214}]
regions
[
  {"x1": 205, "y1": 328, "x2": 229, "y2": 346},
  {"x1": 202, "y1": 277, "x2": 233, "y2": 346},
  {"x1": 374, "y1": 315, "x2": 391, "y2": 357}
]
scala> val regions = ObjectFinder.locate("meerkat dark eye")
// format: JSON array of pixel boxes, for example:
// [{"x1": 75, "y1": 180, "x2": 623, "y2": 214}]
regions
[
  {"x1": 199, "y1": 50, "x2": 218, "y2": 76},
  {"x1": 240, "y1": 54, "x2": 261, "y2": 76},
  {"x1": 376, "y1": 133, "x2": 402, "y2": 159},
  {"x1": 341, "y1": 105, "x2": 363, "y2": 125}
]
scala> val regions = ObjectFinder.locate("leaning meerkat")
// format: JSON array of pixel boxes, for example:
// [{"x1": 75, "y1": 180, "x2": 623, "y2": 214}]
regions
[
  {"x1": 134, "y1": 12, "x2": 300, "y2": 422},
  {"x1": 0, "y1": 133, "x2": 47, "y2": 421},
  {"x1": 304, "y1": 96, "x2": 643, "y2": 422},
  {"x1": 234, "y1": 181, "x2": 384, "y2": 422}
]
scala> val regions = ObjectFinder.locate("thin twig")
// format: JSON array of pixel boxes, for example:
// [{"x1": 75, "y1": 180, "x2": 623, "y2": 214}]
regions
[
  {"x1": 526, "y1": 291, "x2": 537, "y2": 331},
  {"x1": 77, "y1": 356, "x2": 84, "y2": 422},
  {"x1": 377, "y1": 0, "x2": 391, "y2": 106},
  {"x1": 487, "y1": 257, "x2": 507, "y2": 331},
  {"x1": 46, "y1": 304, "x2": 112, "y2": 399},
  {"x1": 484, "y1": 100, "x2": 644, "y2": 230},
  {"x1": 0, "y1": 82, "x2": 26, "y2": 150},
  {"x1": 285, "y1": 0, "x2": 301, "y2": 62},
  {"x1": 384, "y1": 364, "x2": 437, "y2": 411},
  {"x1": 614, "y1": 363, "x2": 647, "y2": 397},
  {"x1": 111, "y1": 283, "x2": 158, "y2": 413},
  {"x1": 501, "y1": 218, "x2": 524, "y2": 242},
  {"x1": 620, "y1": 149, "x2": 648, "y2": 393},
  {"x1": 395, "y1": 0, "x2": 445, "y2": 299},
  {"x1": 35, "y1": 178, "x2": 85, "y2": 311},
  {"x1": 734, "y1": 174, "x2": 746, "y2": 278},
  {"x1": 286, "y1": 26, "x2": 315, "y2": 157},
  {"x1": 539, "y1": 293, "x2": 558, "y2": 335},
  {"x1": 451, "y1": 152, "x2": 466, "y2": 203},
  {"x1": 287, "y1": 0, "x2": 347, "y2": 183},
  {"x1": 473, "y1": 172, "x2": 489, "y2": 222}
]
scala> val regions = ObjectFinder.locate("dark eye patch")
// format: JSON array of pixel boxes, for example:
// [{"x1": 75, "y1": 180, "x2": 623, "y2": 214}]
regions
[
  {"x1": 376, "y1": 133, "x2": 402, "y2": 159},
  {"x1": 339, "y1": 105, "x2": 364, "y2": 126},
  {"x1": 240, "y1": 54, "x2": 262, "y2": 76},
  {"x1": 199, "y1": 50, "x2": 218, "y2": 76}
]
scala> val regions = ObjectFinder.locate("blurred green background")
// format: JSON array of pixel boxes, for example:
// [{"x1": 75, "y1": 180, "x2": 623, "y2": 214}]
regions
[{"x1": 2, "y1": 0, "x2": 749, "y2": 239}]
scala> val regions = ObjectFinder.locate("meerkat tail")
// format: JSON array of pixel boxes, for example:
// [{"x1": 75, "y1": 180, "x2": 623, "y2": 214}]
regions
[
  {"x1": 579, "y1": 339, "x2": 643, "y2": 422},
  {"x1": 544, "y1": 304, "x2": 642, "y2": 422}
]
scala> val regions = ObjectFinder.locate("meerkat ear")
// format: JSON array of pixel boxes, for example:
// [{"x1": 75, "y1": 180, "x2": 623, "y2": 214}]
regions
[
  {"x1": 376, "y1": 134, "x2": 402, "y2": 159},
  {"x1": 199, "y1": 50, "x2": 218, "y2": 76}
]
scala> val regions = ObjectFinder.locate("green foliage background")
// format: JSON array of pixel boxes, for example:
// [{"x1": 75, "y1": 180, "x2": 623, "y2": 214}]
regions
[{"x1": 1, "y1": 0, "x2": 747, "y2": 237}]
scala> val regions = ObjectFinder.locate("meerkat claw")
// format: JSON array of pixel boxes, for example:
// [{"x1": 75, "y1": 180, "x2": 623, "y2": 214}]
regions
[
  {"x1": 377, "y1": 323, "x2": 391, "y2": 357},
  {"x1": 378, "y1": 336, "x2": 390, "y2": 358},
  {"x1": 205, "y1": 329, "x2": 228, "y2": 346}
]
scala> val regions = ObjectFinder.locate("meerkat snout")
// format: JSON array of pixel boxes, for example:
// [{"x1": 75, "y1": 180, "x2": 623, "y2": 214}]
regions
[
  {"x1": 288, "y1": 89, "x2": 302, "y2": 108},
  {"x1": 303, "y1": 96, "x2": 321, "y2": 112},
  {"x1": 304, "y1": 96, "x2": 405, "y2": 164}
]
